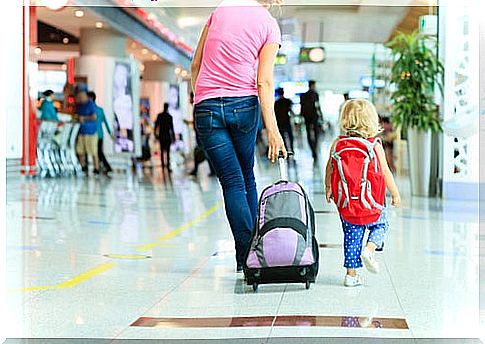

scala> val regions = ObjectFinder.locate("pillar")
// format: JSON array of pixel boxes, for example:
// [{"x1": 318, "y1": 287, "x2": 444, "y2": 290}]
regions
[
  {"x1": 76, "y1": 28, "x2": 141, "y2": 158},
  {"x1": 140, "y1": 62, "x2": 193, "y2": 153},
  {"x1": 439, "y1": 0, "x2": 479, "y2": 201},
  {"x1": 141, "y1": 61, "x2": 176, "y2": 122}
]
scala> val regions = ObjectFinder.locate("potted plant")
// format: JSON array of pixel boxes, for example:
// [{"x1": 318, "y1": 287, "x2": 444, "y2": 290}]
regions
[{"x1": 386, "y1": 31, "x2": 444, "y2": 197}]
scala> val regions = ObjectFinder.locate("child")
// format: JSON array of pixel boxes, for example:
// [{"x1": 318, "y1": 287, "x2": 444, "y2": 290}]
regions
[{"x1": 325, "y1": 99, "x2": 401, "y2": 287}]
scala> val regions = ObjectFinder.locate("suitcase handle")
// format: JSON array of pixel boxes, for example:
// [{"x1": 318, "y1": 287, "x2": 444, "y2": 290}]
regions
[{"x1": 278, "y1": 151, "x2": 294, "y2": 181}]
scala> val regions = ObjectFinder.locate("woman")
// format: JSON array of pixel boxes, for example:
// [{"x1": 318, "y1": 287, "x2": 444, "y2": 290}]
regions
[
  {"x1": 191, "y1": 0, "x2": 287, "y2": 272},
  {"x1": 40, "y1": 90, "x2": 58, "y2": 122}
]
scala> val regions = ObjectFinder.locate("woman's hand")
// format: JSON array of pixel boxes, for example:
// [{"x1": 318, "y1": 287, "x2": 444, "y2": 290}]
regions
[{"x1": 267, "y1": 129, "x2": 287, "y2": 163}]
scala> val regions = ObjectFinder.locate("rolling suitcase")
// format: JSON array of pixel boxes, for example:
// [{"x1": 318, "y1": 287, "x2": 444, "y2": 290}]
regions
[{"x1": 243, "y1": 154, "x2": 319, "y2": 292}]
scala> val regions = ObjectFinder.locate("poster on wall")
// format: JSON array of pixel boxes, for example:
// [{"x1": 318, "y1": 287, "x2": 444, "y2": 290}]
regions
[
  {"x1": 113, "y1": 62, "x2": 135, "y2": 153},
  {"x1": 169, "y1": 84, "x2": 184, "y2": 139}
]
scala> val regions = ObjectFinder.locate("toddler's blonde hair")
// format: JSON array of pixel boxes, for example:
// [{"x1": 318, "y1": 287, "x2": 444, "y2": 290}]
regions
[
  {"x1": 339, "y1": 99, "x2": 381, "y2": 138},
  {"x1": 257, "y1": 0, "x2": 283, "y2": 8}
]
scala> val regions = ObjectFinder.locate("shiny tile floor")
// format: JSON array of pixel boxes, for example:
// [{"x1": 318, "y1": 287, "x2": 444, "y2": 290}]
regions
[{"x1": 5, "y1": 137, "x2": 482, "y2": 342}]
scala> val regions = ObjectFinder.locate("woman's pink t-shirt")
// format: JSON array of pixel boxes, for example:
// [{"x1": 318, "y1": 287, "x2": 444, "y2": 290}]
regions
[{"x1": 194, "y1": 0, "x2": 282, "y2": 104}]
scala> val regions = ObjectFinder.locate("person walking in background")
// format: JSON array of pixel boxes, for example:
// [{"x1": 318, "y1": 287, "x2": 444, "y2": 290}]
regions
[
  {"x1": 155, "y1": 103, "x2": 175, "y2": 172},
  {"x1": 300, "y1": 80, "x2": 323, "y2": 160},
  {"x1": 379, "y1": 116, "x2": 396, "y2": 174},
  {"x1": 88, "y1": 91, "x2": 113, "y2": 175},
  {"x1": 274, "y1": 87, "x2": 295, "y2": 153},
  {"x1": 40, "y1": 90, "x2": 59, "y2": 122},
  {"x1": 75, "y1": 85, "x2": 99, "y2": 175},
  {"x1": 139, "y1": 107, "x2": 153, "y2": 165},
  {"x1": 191, "y1": 0, "x2": 286, "y2": 272}
]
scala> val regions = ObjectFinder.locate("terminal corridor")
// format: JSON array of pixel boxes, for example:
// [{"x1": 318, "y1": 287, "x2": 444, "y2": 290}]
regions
[{"x1": 5, "y1": 146, "x2": 480, "y2": 341}]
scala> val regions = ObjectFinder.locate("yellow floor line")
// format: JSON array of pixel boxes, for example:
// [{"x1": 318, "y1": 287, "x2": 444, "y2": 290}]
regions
[
  {"x1": 136, "y1": 202, "x2": 222, "y2": 252},
  {"x1": 11, "y1": 203, "x2": 221, "y2": 293},
  {"x1": 11, "y1": 262, "x2": 116, "y2": 292}
]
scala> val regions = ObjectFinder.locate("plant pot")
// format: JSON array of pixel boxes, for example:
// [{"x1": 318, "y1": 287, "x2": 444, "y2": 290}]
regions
[{"x1": 407, "y1": 127, "x2": 432, "y2": 197}]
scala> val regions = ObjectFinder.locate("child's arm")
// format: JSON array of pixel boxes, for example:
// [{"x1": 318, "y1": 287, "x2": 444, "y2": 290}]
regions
[
  {"x1": 325, "y1": 140, "x2": 337, "y2": 203},
  {"x1": 375, "y1": 143, "x2": 401, "y2": 207}
]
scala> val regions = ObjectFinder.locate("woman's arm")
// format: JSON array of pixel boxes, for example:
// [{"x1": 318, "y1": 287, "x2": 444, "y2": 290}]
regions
[
  {"x1": 191, "y1": 25, "x2": 209, "y2": 93},
  {"x1": 375, "y1": 143, "x2": 401, "y2": 206},
  {"x1": 257, "y1": 43, "x2": 286, "y2": 162}
]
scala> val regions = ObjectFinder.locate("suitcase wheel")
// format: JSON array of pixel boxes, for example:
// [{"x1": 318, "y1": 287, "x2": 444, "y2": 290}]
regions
[
  {"x1": 305, "y1": 281, "x2": 311, "y2": 290},
  {"x1": 252, "y1": 283, "x2": 259, "y2": 292}
]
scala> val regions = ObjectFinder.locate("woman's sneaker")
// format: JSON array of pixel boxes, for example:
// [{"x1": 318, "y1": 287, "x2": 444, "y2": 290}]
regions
[
  {"x1": 344, "y1": 274, "x2": 364, "y2": 287},
  {"x1": 361, "y1": 247, "x2": 380, "y2": 274}
]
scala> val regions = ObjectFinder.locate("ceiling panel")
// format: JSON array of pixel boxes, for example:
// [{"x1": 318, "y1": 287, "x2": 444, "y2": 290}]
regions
[
  {"x1": 130, "y1": 0, "x2": 434, "y2": 7},
  {"x1": 36, "y1": 6, "x2": 109, "y2": 37}
]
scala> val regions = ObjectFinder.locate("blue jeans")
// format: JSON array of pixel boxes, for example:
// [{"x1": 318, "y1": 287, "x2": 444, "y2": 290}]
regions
[{"x1": 194, "y1": 96, "x2": 260, "y2": 266}]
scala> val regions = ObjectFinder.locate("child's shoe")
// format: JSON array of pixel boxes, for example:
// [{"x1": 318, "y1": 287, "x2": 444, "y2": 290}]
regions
[
  {"x1": 344, "y1": 274, "x2": 364, "y2": 287},
  {"x1": 361, "y1": 247, "x2": 380, "y2": 274}
]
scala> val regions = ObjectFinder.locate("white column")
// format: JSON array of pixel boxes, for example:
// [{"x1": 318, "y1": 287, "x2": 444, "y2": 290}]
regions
[
  {"x1": 2, "y1": 1, "x2": 23, "y2": 159},
  {"x1": 140, "y1": 63, "x2": 194, "y2": 155},
  {"x1": 76, "y1": 28, "x2": 141, "y2": 159},
  {"x1": 141, "y1": 61, "x2": 176, "y2": 121},
  {"x1": 440, "y1": 0, "x2": 480, "y2": 200}
]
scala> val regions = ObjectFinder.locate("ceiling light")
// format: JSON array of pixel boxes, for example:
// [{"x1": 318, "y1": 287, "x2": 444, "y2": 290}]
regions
[
  {"x1": 175, "y1": 67, "x2": 182, "y2": 74},
  {"x1": 34, "y1": 47, "x2": 42, "y2": 55},
  {"x1": 177, "y1": 16, "x2": 204, "y2": 29},
  {"x1": 308, "y1": 47, "x2": 326, "y2": 63},
  {"x1": 95, "y1": 22, "x2": 104, "y2": 28},
  {"x1": 61, "y1": 64, "x2": 67, "y2": 71},
  {"x1": 43, "y1": 0, "x2": 69, "y2": 11},
  {"x1": 181, "y1": 70, "x2": 188, "y2": 78},
  {"x1": 74, "y1": 10, "x2": 84, "y2": 18},
  {"x1": 151, "y1": 55, "x2": 157, "y2": 61},
  {"x1": 141, "y1": 49, "x2": 148, "y2": 55},
  {"x1": 140, "y1": 64, "x2": 145, "y2": 72},
  {"x1": 62, "y1": 37, "x2": 69, "y2": 44}
]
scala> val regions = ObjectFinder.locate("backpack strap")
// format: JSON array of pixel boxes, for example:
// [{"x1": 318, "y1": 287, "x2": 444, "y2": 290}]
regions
[
  {"x1": 336, "y1": 181, "x2": 343, "y2": 207},
  {"x1": 366, "y1": 181, "x2": 384, "y2": 210},
  {"x1": 372, "y1": 137, "x2": 382, "y2": 172},
  {"x1": 331, "y1": 151, "x2": 350, "y2": 208},
  {"x1": 360, "y1": 156, "x2": 372, "y2": 209}
]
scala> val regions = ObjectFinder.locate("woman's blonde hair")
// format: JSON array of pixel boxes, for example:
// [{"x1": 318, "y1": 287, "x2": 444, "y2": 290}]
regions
[{"x1": 339, "y1": 99, "x2": 381, "y2": 138}]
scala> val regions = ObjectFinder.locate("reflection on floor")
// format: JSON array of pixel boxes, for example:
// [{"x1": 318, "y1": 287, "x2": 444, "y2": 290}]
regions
[{"x1": 5, "y1": 138, "x2": 481, "y2": 342}]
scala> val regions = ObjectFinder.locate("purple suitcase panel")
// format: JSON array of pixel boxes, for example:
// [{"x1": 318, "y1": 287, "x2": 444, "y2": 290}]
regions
[
  {"x1": 246, "y1": 227, "x2": 314, "y2": 268},
  {"x1": 261, "y1": 182, "x2": 304, "y2": 200},
  {"x1": 262, "y1": 228, "x2": 298, "y2": 267},
  {"x1": 259, "y1": 183, "x2": 307, "y2": 228},
  {"x1": 246, "y1": 228, "x2": 300, "y2": 268},
  {"x1": 300, "y1": 246, "x2": 315, "y2": 266}
]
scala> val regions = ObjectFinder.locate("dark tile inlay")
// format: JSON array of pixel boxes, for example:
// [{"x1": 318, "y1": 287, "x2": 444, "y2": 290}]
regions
[
  {"x1": 319, "y1": 243, "x2": 342, "y2": 249},
  {"x1": 22, "y1": 216, "x2": 56, "y2": 220},
  {"x1": 131, "y1": 315, "x2": 408, "y2": 330},
  {"x1": 131, "y1": 316, "x2": 274, "y2": 328}
]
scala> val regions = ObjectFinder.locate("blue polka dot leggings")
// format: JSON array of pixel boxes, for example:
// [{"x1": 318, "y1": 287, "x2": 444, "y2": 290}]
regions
[{"x1": 341, "y1": 210, "x2": 389, "y2": 269}]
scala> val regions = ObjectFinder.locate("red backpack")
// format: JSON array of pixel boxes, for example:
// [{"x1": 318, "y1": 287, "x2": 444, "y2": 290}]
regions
[{"x1": 331, "y1": 136, "x2": 386, "y2": 225}]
